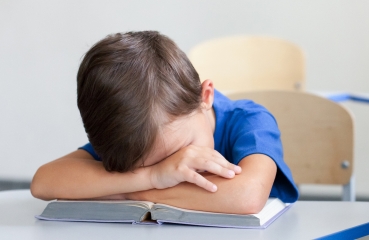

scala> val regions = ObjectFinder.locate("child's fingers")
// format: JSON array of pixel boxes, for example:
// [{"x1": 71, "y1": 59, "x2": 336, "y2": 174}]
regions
[
  {"x1": 204, "y1": 149, "x2": 242, "y2": 174},
  {"x1": 182, "y1": 169, "x2": 217, "y2": 192},
  {"x1": 184, "y1": 146, "x2": 241, "y2": 174},
  {"x1": 195, "y1": 157, "x2": 236, "y2": 179}
]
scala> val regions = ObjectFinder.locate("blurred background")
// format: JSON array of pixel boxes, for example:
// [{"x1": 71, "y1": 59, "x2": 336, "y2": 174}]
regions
[{"x1": 0, "y1": 0, "x2": 368, "y2": 200}]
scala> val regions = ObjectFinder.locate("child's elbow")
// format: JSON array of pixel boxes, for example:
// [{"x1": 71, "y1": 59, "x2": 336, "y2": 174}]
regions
[
  {"x1": 30, "y1": 181, "x2": 43, "y2": 200},
  {"x1": 235, "y1": 192, "x2": 268, "y2": 215},
  {"x1": 30, "y1": 167, "x2": 52, "y2": 201},
  {"x1": 239, "y1": 198, "x2": 266, "y2": 214}
]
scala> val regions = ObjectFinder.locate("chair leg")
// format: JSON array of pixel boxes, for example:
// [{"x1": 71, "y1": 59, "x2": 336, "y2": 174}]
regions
[{"x1": 342, "y1": 175, "x2": 355, "y2": 201}]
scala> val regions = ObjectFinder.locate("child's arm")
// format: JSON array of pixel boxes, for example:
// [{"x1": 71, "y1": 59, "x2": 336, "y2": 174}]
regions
[
  {"x1": 31, "y1": 147, "x2": 240, "y2": 200},
  {"x1": 31, "y1": 150, "x2": 152, "y2": 200},
  {"x1": 126, "y1": 154, "x2": 277, "y2": 215}
]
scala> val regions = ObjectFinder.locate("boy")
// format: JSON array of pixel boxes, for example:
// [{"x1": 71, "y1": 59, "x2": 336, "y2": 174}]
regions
[{"x1": 31, "y1": 31, "x2": 298, "y2": 214}]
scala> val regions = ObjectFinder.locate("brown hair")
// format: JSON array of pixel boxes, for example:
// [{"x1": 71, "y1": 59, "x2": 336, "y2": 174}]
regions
[{"x1": 77, "y1": 31, "x2": 202, "y2": 172}]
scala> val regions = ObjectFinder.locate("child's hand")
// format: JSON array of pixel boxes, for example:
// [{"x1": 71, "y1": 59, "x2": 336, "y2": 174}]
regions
[{"x1": 148, "y1": 145, "x2": 242, "y2": 192}]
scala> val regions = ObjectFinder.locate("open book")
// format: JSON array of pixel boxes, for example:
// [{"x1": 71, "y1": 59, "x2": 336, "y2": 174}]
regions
[{"x1": 36, "y1": 198, "x2": 291, "y2": 229}]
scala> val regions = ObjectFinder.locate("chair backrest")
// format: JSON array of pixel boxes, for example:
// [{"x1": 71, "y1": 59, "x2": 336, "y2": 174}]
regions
[
  {"x1": 188, "y1": 36, "x2": 305, "y2": 93},
  {"x1": 227, "y1": 90, "x2": 354, "y2": 185}
]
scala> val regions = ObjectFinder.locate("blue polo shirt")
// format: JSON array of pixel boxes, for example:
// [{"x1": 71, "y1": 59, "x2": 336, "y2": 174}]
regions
[
  {"x1": 80, "y1": 90, "x2": 299, "y2": 203},
  {"x1": 212, "y1": 90, "x2": 298, "y2": 203}
]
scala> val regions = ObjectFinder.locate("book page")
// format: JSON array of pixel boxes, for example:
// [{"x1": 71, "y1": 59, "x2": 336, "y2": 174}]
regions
[
  {"x1": 37, "y1": 200, "x2": 155, "y2": 223},
  {"x1": 151, "y1": 198, "x2": 288, "y2": 228},
  {"x1": 56, "y1": 199, "x2": 155, "y2": 209},
  {"x1": 252, "y1": 198, "x2": 288, "y2": 225}
]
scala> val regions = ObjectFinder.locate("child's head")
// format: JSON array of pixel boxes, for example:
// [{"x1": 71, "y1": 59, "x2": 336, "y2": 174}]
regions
[{"x1": 77, "y1": 31, "x2": 214, "y2": 172}]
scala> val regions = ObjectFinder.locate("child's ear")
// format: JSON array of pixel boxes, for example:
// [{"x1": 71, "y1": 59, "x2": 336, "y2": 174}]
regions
[{"x1": 201, "y1": 79, "x2": 214, "y2": 110}]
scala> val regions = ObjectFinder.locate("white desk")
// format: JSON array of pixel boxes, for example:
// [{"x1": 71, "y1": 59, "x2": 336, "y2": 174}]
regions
[{"x1": 1, "y1": 190, "x2": 369, "y2": 240}]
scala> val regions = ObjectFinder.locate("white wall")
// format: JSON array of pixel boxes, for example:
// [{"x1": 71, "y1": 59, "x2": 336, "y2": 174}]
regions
[{"x1": 1, "y1": 0, "x2": 368, "y2": 196}]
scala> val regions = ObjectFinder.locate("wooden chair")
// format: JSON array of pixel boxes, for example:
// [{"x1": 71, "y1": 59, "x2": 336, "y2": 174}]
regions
[
  {"x1": 227, "y1": 90, "x2": 355, "y2": 201},
  {"x1": 188, "y1": 36, "x2": 305, "y2": 93}
]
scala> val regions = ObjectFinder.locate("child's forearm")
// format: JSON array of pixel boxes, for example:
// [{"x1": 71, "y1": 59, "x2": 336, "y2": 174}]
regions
[
  {"x1": 126, "y1": 154, "x2": 277, "y2": 215},
  {"x1": 31, "y1": 146, "x2": 240, "y2": 201},
  {"x1": 31, "y1": 150, "x2": 153, "y2": 200},
  {"x1": 127, "y1": 174, "x2": 258, "y2": 214},
  {"x1": 127, "y1": 176, "x2": 245, "y2": 214}
]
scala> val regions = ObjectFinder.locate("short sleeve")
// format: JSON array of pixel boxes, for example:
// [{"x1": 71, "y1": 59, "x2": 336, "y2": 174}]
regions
[
  {"x1": 78, "y1": 143, "x2": 101, "y2": 161},
  {"x1": 230, "y1": 110, "x2": 283, "y2": 165},
  {"x1": 229, "y1": 110, "x2": 299, "y2": 203}
]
